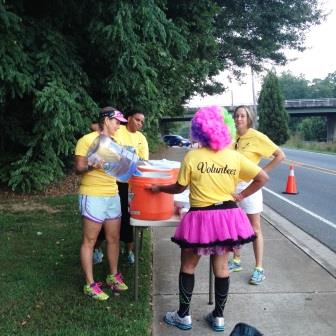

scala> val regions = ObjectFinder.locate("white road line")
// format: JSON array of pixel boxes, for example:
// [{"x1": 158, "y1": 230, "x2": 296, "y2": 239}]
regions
[
  {"x1": 264, "y1": 187, "x2": 336, "y2": 230},
  {"x1": 283, "y1": 147, "x2": 336, "y2": 157},
  {"x1": 282, "y1": 159, "x2": 336, "y2": 175}
]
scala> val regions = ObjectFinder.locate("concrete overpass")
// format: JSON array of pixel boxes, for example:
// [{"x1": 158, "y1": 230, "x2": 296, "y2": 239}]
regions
[
  {"x1": 161, "y1": 98, "x2": 336, "y2": 142},
  {"x1": 285, "y1": 99, "x2": 336, "y2": 142}
]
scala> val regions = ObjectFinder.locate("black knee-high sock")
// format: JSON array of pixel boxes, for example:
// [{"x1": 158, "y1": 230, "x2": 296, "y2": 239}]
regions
[
  {"x1": 213, "y1": 276, "x2": 230, "y2": 317},
  {"x1": 177, "y1": 272, "x2": 195, "y2": 317}
]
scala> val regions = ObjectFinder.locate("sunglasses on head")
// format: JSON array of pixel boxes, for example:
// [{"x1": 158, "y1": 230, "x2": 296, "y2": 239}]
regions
[{"x1": 100, "y1": 109, "x2": 119, "y2": 119}]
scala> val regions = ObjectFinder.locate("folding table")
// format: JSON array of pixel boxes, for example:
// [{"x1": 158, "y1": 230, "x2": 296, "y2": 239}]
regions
[{"x1": 131, "y1": 216, "x2": 214, "y2": 303}]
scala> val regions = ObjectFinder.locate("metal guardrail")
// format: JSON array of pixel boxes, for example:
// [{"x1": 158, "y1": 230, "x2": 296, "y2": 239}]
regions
[
  {"x1": 284, "y1": 98, "x2": 336, "y2": 108},
  {"x1": 172, "y1": 99, "x2": 336, "y2": 121},
  {"x1": 186, "y1": 99, "x2": 336, "y2": 112}
]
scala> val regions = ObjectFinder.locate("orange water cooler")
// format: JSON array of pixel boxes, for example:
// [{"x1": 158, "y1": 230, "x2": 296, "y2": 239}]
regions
[{"x1": 129, "y1": 172, "x2": 175, "y2": 220}]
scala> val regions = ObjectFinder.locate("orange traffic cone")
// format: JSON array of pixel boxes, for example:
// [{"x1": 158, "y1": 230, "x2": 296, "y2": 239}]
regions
[{"x1": 282, "y1": 165, "x2": 299, "y2": 194}]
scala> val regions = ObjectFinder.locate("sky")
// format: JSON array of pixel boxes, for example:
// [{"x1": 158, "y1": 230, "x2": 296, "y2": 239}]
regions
[{"x1": 188, "y1": 0, "x2": 336, "y2": 107}]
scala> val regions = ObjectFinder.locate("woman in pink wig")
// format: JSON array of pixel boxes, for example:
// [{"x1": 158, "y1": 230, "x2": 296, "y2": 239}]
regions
[{"x1": 150, "y1": 106, "x2": 268, "y2": 332}]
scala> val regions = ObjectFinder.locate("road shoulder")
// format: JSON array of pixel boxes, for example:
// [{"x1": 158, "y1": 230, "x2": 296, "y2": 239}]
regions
[{"x1": 263, "y1": 203, "x2": 336, "y2": 278}]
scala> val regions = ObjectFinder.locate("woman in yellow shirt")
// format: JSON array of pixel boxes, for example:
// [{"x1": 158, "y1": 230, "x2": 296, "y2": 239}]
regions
[
  {"x1": 149, "y1": 106, "x2": 268, "y2": 332},
  {"x1": 229, "y1": 105, "x2": 285, "y2": 285},
  {"x1": 91, "y1": 109, "x2": 149, "y2": 265},
  {"x1": 75, "y1": 107, "x2": 129, "y2": 300}
]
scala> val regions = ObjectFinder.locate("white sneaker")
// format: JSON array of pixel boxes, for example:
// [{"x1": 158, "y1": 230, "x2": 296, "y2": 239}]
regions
[
  {"x1": 249, "y1": 268, "x2": 266, "y2": 285},
  {"x1": 127, "y1": 251, "x2": 135, "y2": 264},
  {"x1": 206, "y1": 312, "x2": 225, "y2": 332},
  {"x1": 164, "y1": 311, "x2": 192, "y2": 330},
  {"x1": 93, "y1": 248, "x2": 104, "y2": 264}
]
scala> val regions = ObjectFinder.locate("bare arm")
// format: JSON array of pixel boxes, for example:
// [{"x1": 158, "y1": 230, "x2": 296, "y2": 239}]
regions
[
  {"x1": 75, "y1": 155, "x2": 89, "y2": 175},
  {"x1": 262, "y1": 148, "x2": 285, "y2": 174},
  {"x1": 150, "y1": 182, "x2": 187, "y2": 194},
  {"x1": 234, "y1": 169, "x2": 269, "y2": 201},
  {"x1": 74, "y1": 155, "x2": 103, "y2": 175}
]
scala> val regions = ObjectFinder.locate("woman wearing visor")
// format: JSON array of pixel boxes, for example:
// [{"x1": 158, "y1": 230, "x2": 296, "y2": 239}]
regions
[{"x1": 75, "y1": 107, "x2": 129, "y2": 300}]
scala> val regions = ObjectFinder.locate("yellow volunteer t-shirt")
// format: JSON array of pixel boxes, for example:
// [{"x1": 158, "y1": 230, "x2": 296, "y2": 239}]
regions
[
  {"x1": 233, "y1": 128, "x2": 278, "y2": 164},
  {"x1": 75, "y1": 131, "x2": 118, "y2": 196},
  {"x1": 177, "y1": 147, "x2": 261, "y2": 207},
  {"x1": 114, "y1": 125, "x2": 149, "y2": 160}
]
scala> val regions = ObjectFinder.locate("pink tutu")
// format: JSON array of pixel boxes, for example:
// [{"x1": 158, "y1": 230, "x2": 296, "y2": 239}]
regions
[{"x1": 171, "y1": 202, "x2": 256, "y2": 255}]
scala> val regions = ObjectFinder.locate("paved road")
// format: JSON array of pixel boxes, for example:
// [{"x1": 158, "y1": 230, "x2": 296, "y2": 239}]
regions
[
  {"x1": 263, "y1": 148, "x2": 336, "y2": 252},
  {"x1": 283, "y1": 147, "x2": 336, "y2": 171}
]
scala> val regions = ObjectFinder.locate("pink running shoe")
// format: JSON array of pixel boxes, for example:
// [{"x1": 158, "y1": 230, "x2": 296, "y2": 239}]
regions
[
  {"x1": 106, "y1": 273, "x2": 128, "y2": 292},
  {"x1": 83, "y1": 282, "x2": 109, "y2": 301}
]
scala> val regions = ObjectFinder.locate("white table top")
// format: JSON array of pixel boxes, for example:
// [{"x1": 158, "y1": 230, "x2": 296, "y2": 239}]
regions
[{"x1": 130, "y1": 215, "x2": 180, "y2": 227}]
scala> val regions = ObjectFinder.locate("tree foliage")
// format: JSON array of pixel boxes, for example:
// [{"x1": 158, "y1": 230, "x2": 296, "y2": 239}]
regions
[
  {"x1": 277, "y1": 71, "x2": 334, "y2": 141},
  {"x1": 0, "y1": 0, "x2": 323, "y2": 191},
  {"x1": 298, "y1": 117, "x2": 327, "y2": 141},
  {"x1": 258, "y1": 71, "x2": 289, "y2": 145},
  {"x1": 278, "y1": 71, "x2": 336, "y2": 99},
  {"x1": 277, "y1": 72, "x2": 311, "y2": 99},
  {"x1": 214, "y1": 0, "x2": 323, "y2": 74}
]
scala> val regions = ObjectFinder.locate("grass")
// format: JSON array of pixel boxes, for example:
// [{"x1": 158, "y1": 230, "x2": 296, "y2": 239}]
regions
[
  {"x1": 0, "y1": 195, "x2": 152, "y2": 336},
  {"x1": 285, "y1": 134, "x2": 336, "y2": 154}
]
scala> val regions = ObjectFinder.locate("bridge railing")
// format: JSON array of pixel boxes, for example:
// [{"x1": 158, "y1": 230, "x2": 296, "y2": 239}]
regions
[{"x1": 284, "y1": 98, "x2": 336, "y2": 108}]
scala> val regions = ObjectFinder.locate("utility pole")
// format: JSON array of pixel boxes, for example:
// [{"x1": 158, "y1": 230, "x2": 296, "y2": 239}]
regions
[
  {"x1": 251, "y1": 66, "x2": 258, "y2": 127},
  {"x1": 228, "y1": 75, "x2": 234, "y2": 111},
  {"x1": 231, "y1": 89, "x2": 234, "y2": 110}
]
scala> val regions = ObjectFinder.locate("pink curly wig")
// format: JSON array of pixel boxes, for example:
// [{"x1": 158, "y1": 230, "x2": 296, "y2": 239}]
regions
[{"x1": 191, "y1": 106, "x2": 232, "y2": 151}]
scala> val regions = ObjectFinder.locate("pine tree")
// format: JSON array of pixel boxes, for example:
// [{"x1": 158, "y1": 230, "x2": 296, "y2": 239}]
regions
[{"x1": 258, "y1": 71, "x2": 289, "y2": 145}]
